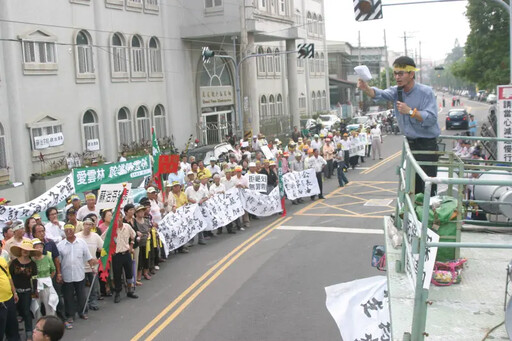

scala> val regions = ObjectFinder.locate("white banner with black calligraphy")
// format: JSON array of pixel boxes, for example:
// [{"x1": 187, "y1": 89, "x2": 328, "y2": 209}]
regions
[
  {"x1": 325, "y1": 276, "x2": 390, "y2": 341},
  {"x1": 157, "y1": 203, "x2": 205, "y2": 252},
  {"x1": 247, "y1": 173, "x2": 268, "y2": 193},
  {"x1": 200, "y1": 188, "x2": 245, "y2": 231},
  {"x1": 349, "y1": 139, "x2": 366, "y2": 157},
  {"x1": 282, "y1": 168, "x2": 320, "y2": 200},
  {"x1": 0, "y1": 175, "x2": 75, "y2": 222},
  {"x1": 241, "y1": 187, "x2": 282, "y2": 217}
]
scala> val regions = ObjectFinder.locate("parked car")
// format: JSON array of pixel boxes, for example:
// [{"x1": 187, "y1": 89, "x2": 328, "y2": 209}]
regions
[
  {"x1": 346, "y1": 115, "x2": 370, "y2": 132},
  {"x1": 318, "y1": 114, "x2": 341, "y2": 130},
  {"x1": 486, "y1": 94, "x2": 497, "y2": 104},
  {"x1": 300, "y1": 118, "x2": 316, "y2": 130},
  {"x1": 445, "y1": 109, "x2": 469, "y2": 130},
  {"x1": 187, "y1": 142, "x2": 234, "y2": 164}
]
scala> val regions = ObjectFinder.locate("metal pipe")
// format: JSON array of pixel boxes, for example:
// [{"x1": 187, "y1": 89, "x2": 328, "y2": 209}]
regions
[{"x1": 427, "y1": 242, "x2": 512, "y2": 249}]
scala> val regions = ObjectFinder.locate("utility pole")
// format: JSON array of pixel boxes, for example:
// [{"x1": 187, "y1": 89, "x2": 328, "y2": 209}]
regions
[
  {"x1": 384, "y1": 29, "x2": 390, "y2": 88},
  {"x1": 358, "y1": 31, "x2": 362, "y2": 114},
  {"x1": 240, "y1": 1, "x2": 250, "y2": 135},
  {"x1": 403, "y1": 31, "x2": 407, "y2": 56}
]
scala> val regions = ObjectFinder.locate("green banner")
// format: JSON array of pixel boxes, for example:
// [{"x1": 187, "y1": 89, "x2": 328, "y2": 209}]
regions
[{"x1": 73, "y1": 155, "x2": 152, "y2": 193}]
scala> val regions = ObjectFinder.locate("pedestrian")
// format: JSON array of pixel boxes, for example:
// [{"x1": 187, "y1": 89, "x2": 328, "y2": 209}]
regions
[
  {"x1": 358, "y1": 55, "x2": 440, "y2": 195},
  {"x1": 24, "y1": 217, "x2": 36, "y2": 239},
  {"x1": 0, "y1": 250, "x2": 19, "y2": 341},
  {"x1": 44, "y1": 208, "x2": 65, "y2": 244},
  {"x1": 4, "y1": 220, "x2": 30, "y2": 259},
  {"x1": 31, "y1": 238, "x2": 58, "y2": 320},
  {"x1": 206, "y1": 157, "x2": 221, "y2": 176},
  {"x1": 10, "y1": 239, "x2": 39, "y2": 341},
  {"x1": 134, "y1": 205, "x2": 152, "y2": 280},
  {"x1": 107, "y1": 213, "x2": 138, "y2": 304},
  {"x1": 370, "y1": 124, "x2": 383, "y2": 160},
  {"x1": 291, "y1": 126, "x2": 302, "y2": 142},
  {"x1": 76, "y1": 194, "x2": 99, "y2": 221},
  {"x1": 335, "y1": 143, "x2": 349, "y2": 187},
  {"x1": 306, "y1": 149, "x2": 327, "y2": 200},
  {"x1": 340, "y1": 133, "x2": 350, "y2": 171},
  {"x1": 118, "y1": 151, "x2": 127, "y2": 162},
  {"x1": 468, "y1": 114, "x2": 478, "y2": 136},
  {"x1": 57, "y1": 224, "x2": 95, "y2": 328},
  {"x1": 322, "y1": 138, "x2": 335, "y2": 179},
  {"x1": 76, "y1": 218, "x2": 103, "y2": 312},
  {"x1": 233, "y1": 166, "x2": 249, "y2": 229},
  {"x1": 65, "y1": 208, "x2": 83, "y2": 234},
  {"x1": 32, "y1": 224, "x2": 65, "y2": 322},
  {"x1": 185, "y1": 180, "x2": 208, "y2": 244},
  {"x1": 32, "y1": 315, "x2": 65, "y2": 341}
]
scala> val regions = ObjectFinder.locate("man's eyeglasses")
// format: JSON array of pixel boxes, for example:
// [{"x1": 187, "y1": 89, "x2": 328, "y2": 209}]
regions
[{"x1": 393, "y1": 71, "x2": 411, "y2": 77}]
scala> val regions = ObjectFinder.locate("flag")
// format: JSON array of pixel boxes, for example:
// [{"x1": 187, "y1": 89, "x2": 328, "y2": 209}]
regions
[
  {"x1": 277, "y1": 155, "x2": 286, "y2": 217},
  {"x1": 98, "y1": 187, "x2": 127, "y2": 281},
  {"x1": 151, "y1": 127, "x2": 161, "y2": 174}
]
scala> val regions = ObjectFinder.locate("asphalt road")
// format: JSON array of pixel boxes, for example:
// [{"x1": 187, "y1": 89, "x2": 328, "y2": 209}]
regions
[{"x1": 62, "y1": 96, "x2": 491, "y2": 341}]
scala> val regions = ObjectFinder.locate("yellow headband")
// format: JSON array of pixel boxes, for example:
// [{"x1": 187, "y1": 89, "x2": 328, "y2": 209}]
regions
[{"x1": 394, "y1": 65, "x2": 419, "y2": 72}]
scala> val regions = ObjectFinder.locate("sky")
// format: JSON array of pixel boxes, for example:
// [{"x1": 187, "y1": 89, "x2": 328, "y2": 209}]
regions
[{"x1": 324, "y1": 0, "x2": 471, "y2": 64}]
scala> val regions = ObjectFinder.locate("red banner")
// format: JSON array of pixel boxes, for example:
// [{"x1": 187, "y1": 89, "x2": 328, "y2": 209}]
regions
[{"x1": 158, "y1": 154, "x2": 180, "y2": 174}]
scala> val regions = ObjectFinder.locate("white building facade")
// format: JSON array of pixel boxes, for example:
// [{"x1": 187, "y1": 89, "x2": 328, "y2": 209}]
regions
[{"x1": 0, "y1": 0, "x2": 329, "y2": 202}]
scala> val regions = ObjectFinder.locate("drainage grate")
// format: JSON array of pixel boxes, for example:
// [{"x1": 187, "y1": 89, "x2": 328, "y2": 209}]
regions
[{"x1": 364, "y1": 198, "x2": 394, "y2": 207}]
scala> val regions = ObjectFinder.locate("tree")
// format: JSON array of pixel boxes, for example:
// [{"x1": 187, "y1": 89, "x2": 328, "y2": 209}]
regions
[
  {"x1": 452, "y1": 0, "x2": 510, "y2": 89},
  {"x1": 369, "y1": 67, "x2": 396, "y2": 89}
]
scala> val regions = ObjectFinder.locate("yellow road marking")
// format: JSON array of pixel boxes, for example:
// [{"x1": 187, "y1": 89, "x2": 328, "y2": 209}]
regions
[
  {"x1": 356, "y1": 183, "x2": 397, "y2": 194},
  {"x1": 316, "y1": 201, "x2": 361, "y2": 216},
  {"x1": 361, "y1": 151, "x2": 401, "y2": 174},
  {"x1": 361, "y1": 208, "x2": 395, "y2": 216},
  {"x1": 143, "y1": 216, "x2": 293, "y2": 341},
  {"x1": 298, "y1": 213, "x2": 386, "y2": 219},
  {"x1": 130, "y1": 216, "x2": 288, "y2": 341}
]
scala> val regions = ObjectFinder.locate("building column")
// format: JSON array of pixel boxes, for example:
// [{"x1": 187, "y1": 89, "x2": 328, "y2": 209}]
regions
[
  {"x1": 241, "y1": 32, "x2": 259, "y2": 136},
  {"x1": 286, "y1": 39, "x2": 300, "y2": 129}
]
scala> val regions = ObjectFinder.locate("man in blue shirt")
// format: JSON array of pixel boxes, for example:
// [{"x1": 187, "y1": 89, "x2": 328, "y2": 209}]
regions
[
  {"x1": 358, "y1": 56, "x2": 440, "y2": 195},
  {"x1": 468, "y1": 114, "x2": 478, "y2": 136}
]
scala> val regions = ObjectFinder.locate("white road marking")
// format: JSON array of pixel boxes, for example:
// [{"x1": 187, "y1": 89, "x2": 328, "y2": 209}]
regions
[
  {"x1": 354, "y1": 167, "x2": 371, "y2": 170},
  {"x1": 277, "y1": 225, "x2": 384, "y2": 234}
]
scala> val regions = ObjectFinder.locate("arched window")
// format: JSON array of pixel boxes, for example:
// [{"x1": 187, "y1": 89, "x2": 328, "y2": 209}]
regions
[
  {"x1": 299, "y1": 93, "x2": 306, "y2": 109},
  {"x1": 269, "y1": 95, "x2": 276, "y2": 118},
  {"x1": 117, "y1": 107, "x2": 133, "y2": 147},
  {"x1": 0, "y1": 123, "x2": 7, "y2": 169},
  {"x1": 314, "y1": 52, "x2": 320, "y2": 74},
  {"x1": 322, "y1": 90, "x2": 327, "y2": 110},
  {"x1": 276, "y1": 94, "x2": 283, "y2": 116},
  {"x1": 266, "y1": 47, "x2": 274, "y2": 74},
  {"x1": 311, "y1": 91, "x2": 316, "y2": 112},
  {"x1": 153, "y1": 104, "x2": 167, "y2": 138},
  {"x1": 320, "y1": 52, "x2": 325, "y2": 73},
  {"x1": 111, "y1": 33, "x2": 127, "y2": 75},
  {"x1": 130, "y1": 35, "x2": 146, "y2": 76},
  {"x1": 312, "y1": 13, "x2": 318, "y2": 35},
  {"x1": 149, "y1": 36, "x2": 163, "y2": 76},
  {"x1": 295, "y1": 9, "x2": 302, "y2": 26},
  {"x1": 83, "y1": 110, "x2": 100, "y2": 151},
  {"x1": 274, "y1": 48, "x2": 281, "y2": 75},
  {"x1": 318, "y1": 15, "x2": 324, "y2": 36},
  {"x1": 75, "y1": 30, "x2": 94, "y2": 75},
  {"x1": 317, "y1": 91, "x2": 322, "y2": 111},
  {"x1": 257, "y1": 46, "x2": 266, "y2": 75},
  {"x1": 136, "y1": 106, "x2": 151, "y2": 141},
  {"x1": 260, "y1": 95, "x2": 268, "y2": 119},
  {"x1": 307, "y1": 12, "x2": 312, "y2": 34}
]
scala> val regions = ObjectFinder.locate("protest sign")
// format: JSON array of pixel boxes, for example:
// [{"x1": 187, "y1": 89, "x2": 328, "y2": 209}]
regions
[
  {"x1": 325, "y1": 276, "x2": 390, "y2": 341},
  {"x1": 241, "y1": 187, "x2": 282, "y2": 216},
  {"x1": 200, "y1": 188, "x2": 245, "y2": 231},
  {"x1": 158, "y1": 154, "x2": 180, "y2": 174},
  {"x1": 349, "y1": 139, "x2": 366, "y2": 157},
  {"x1": 96, "y1": 183, "x2": 132, "y2": 210},
  {"x1": 0, "y1": 175, "x2": 75, "y2": 222},
  {"x1": 260, "y1": 145, "x2": 275, "y2": 160},
  {"x1": 158, "y1": 203, "x2": 205, "y2": 252},
  {"x1": 283, "y1": 168, "x2": 320, "y2": 200},
  {"x1": 247, "y1": 173, "x2": 267, "y2": 193},
  {"x1": 73, "y1": 155, "x2": 151, "y2": 193}
]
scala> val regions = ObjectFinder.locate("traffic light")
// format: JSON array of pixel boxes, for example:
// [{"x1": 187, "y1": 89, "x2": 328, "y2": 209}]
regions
[
  {"x1": 353, "y1": 0, "x2": 383, "y2": 22},
  {"x1": 202, "y1": 47, "x2": 215, "y2": 63},
  {"x1": 297, "y1": 43, "x2": 314, "y2": 59},
  {"x1": 434, "y1": 66, "x2": 445, "y2": 71}
]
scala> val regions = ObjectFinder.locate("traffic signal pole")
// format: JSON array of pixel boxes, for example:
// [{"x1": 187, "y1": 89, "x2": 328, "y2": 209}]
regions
[{"x1": 211, "y1": 49, "x2": 305, "y2": 138}]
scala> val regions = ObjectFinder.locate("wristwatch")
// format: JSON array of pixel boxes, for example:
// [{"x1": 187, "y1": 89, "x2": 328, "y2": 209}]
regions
[{"x1": 409, "y1": 109, "x2": 414, "y2": 116}]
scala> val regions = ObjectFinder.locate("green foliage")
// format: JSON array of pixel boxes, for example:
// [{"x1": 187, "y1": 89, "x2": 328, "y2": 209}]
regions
[
  {"x1": 369, "y1": 67, "x2": 396, "y2": 89},
  {"x1": 452, "y1": 0, "x2": 510, "y2": 89}
]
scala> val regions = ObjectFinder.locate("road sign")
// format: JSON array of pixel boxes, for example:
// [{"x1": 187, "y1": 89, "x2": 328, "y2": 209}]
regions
[
  {"x1": 297, "y1": 43, "x2": 314, "y2": 59},
  {"x1": 497, "y1": 85, "x2": 512, "y2": 162},
  {"x1": 353, "y1": 0, "x2": 383, "y2": 22}
]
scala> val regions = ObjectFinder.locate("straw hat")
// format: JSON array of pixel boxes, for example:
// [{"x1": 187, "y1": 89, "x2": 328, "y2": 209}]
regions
[{"x1": 10, "y1": 239, "x2": 42, "y2": 258}]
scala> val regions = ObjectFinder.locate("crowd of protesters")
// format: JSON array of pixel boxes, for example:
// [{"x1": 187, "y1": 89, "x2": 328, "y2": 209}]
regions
[{"x1": 0, "y1": 121, "x2": 382, "y2": 340}]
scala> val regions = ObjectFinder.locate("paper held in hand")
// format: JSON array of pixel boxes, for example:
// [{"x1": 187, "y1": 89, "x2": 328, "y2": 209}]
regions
[{"x1": 354, "y1": 65, "x2": 372, "y2": 82}]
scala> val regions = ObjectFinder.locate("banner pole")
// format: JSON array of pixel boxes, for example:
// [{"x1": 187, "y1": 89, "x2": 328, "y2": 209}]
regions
[{"x1": 278, "y1": 155, "x2": 286, "y2": 217}]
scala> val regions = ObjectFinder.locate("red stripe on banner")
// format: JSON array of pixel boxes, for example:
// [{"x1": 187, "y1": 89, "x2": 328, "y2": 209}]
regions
[{"x1": 281, "y1": 197, "x2": 286, "y2": 217}]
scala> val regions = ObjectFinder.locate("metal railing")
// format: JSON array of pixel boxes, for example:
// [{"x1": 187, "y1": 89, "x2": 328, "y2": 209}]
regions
[{"x1": 393, "y1": 135, "x2": 512, "y2": 340}]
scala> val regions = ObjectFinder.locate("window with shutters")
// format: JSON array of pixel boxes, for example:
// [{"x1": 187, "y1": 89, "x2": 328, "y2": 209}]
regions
[
  {"x1": 130, "y1": 35, "x2": 147, "y2": 79},
  {"x1": 153, "y1": 104, "x2": 167, "y2": 138},
  {"x1": 117, "y1": 107, "x2": 134, "y2": 148},
  {"x1": 257, "y1": 46, "x2": 266, "y2": 77},
  {"x1": 0, "y1": 123, "x2": 7, "y2": 170},
  {"x1": 82, "y1": 110, "x2": 101, "y2": 151},
  {"x1": 74, "y1": 30, "x2": 95, "y2": 82},
  {"x1": 148, "y1": 37, "x2": 163, "y2": 78},
  {"x1": 136, "y1": 106, "x2": 151, "y2": 142},
  {"x1": 111, "y1": 33, "x2": 128, "y2": 80},
  {"x1": 274, "y1": 48, "x2": 281, "y2": 77},
  {"x1": 19, "y1": 29, "x2": 58, "y2": 75}
]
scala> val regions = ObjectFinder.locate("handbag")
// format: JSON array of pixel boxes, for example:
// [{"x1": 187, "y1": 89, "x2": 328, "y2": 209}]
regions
[{"x1": 431, "y1": 258, "x2": 467, "y2": 286}]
